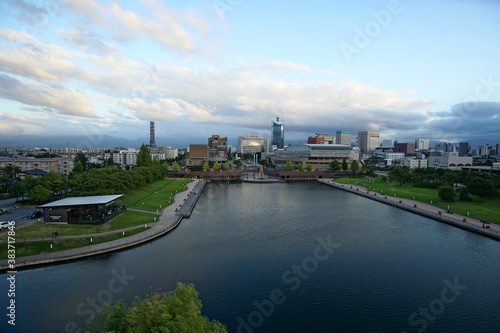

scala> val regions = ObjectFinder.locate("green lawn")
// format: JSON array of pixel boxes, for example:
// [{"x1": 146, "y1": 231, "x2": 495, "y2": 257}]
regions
[
  {"x1": 0, "y1": 227, "x2": 149, "y2": 260},
  {"x1": 358, "y1": 177, "x2": 500, "y2": 224},
  {"x1": 335, "y1": 177, "x2": 367, "y2": 184},
  {"x1": 121, "y1": 178, "x2": 192, "y2": 212}
]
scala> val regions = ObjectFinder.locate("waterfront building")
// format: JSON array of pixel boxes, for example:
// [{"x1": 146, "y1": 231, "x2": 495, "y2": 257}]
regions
[
  {"x1": 336, "y1": 130, "x2": 351, "y2": 146},
  {"x1": 238, "y1": 136, "x2": 269, "y2": 154},
  {"x1": 428, "y1": 152, "x2": 472, "y2": 169},
  {"x1": 185, "y1": 144, "x2": 209, "y2": 168},
  {"x1": 271, "y1": 117, "x2": 284, "y2": 149},
  {"x1": 357, "y1": 131, "x2": 380, "y2": 153},
  {"x1": 269, "y1": 143, "x2": 358, "y2": 171}
]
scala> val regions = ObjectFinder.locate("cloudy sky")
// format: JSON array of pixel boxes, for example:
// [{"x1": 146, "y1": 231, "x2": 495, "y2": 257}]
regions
[{"x1": 1, "y1": 0, "x2": 499, "y2": 148}]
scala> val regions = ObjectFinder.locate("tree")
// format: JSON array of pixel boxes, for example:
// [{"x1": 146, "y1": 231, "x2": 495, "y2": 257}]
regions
[
  {"x1": 458, "y1": 187, "x2": 472, "y2": 201},
  {"x1": 73, "y1": 161, "x2": 84, "y2": 174},
  {"x1": 341, "y1": 159, "x2": 348, "y2": 171},
  {"x1": 285, "y1": 161, "x2": 293, "y2": 171},
  {"x1": 466, "y1": 176, "x2": 495, "y2": 199},
  {"x1": 330, "y1": 160, "x2": 341, "y2": 172},
  {"x1": 296, "y1": 164, "x2": 304, "y2": 171},
  {"x1": 222, "y1": 162, "x2": 231, "y2": 171},
  {"x1": 350, "y1": 160, "x2": 360, "y2": 176},
  {"x1": 86, "y1": 283, "x2": 228, "y2": 333},
  {"x1": 1, "y1": 165, "x2": 21, "y2": 180},
  {"x1": 9, "y1": 181, "x2": 26, "y2": 200},
  {"x1": 213, "y1": 161, "x2": 220, "y2": 171},
  {"x1": 74, "y1": 152, "x2": 88, "y2": 171},
  {"x1": 438, "y1": 186, "x2": 455, "y2": 202},
  {"x1": 136, "y1": 144, "x2": 152, "y2": 167},
  {"x1": 28, "y1": 185, "x2": 51, "y2": 203},
  {"x1": 172, "y1": 161, "x2": 180, "y2": 172},
  {"x1": 388, "y1": 166, "x2": 412, "y2": 186},
  {"x1": 105, "y1": 156, "x2": 115, "y2": 167},
  {"x1": 202, "y1": 162, "x2": 210, "y2": 171},
  {"x1": 305, "y1": 163, "x2": 313, "y2": 172}
]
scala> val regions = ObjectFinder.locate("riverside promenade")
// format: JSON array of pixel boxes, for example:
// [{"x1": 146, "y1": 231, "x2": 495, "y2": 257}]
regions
[
  {"x1": 0, "y1": 179, "x2": 206, "y2": 271},
  {"x1": 318, "y1": 179, "x2": 500, "y2": 241}
]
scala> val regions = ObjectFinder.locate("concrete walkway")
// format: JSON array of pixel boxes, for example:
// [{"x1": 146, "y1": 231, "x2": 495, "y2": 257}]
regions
[
  {"x1": 0, "y1": 179, "x2": 205, "y2": 270},
  {"x1": 318, "y1": 179, "x2": 500, "y2": 240}
]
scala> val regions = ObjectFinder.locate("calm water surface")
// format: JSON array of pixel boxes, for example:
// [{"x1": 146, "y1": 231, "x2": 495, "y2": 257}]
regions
[{"x1": 1, "y1": 182, "x2": 499, "y2": 332}]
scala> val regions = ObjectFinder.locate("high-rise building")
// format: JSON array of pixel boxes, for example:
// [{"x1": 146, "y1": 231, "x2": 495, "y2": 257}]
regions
[
  {"x1": 415, "y1": 138, "x2": 430, "y2": 151},
  {"x1": 149, "y1": 121, "x2": 156, "y2": 147},
  {"x1": 357, "y1": 131, "x2": 380, "y2": 153},
  {"x1": 271, "y1": 117, "x2": 284, "y2": 149},
  {"x1": 336, "y1": 130, "x2": 352, "y2": 146},
  {"x1": 394, "y1": 142, "x2": 415, "y2": 155},
  {"x1": 458, "y1": 142, "x2": 470, "y2": 157},
  {"x1": 381, "y1": 139, "x2": 394, "y2": 147}
]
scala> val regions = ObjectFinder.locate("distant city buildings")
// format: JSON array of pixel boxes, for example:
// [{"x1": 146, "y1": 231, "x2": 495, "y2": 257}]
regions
[
  {"x1": 357, "y1": 131, "x2": 380, "y2": 153},
  {"x1": 0, "y1": 158, "x2": 74, "y2": 175},
  {"x1": 271, "y1": 117, "x2": 284, "y2": 150},
  {"x1": 415, "y1": 138, "x2": 430, "y2": 151},
  {"x1": 381, "y1": 139, "x2": 394, "y2": 147},
  {"x1": 269, "y1": 143, "x2": 358, "y2": 171},
  {"x1": 238, "y1": 136, "x2": 268, "y2": 154},
  {"x1": 208, "y1": 135, "x2": 228, "y2": 158},
  {"x1": 428, "y1": 152, "x2": 472, "y2": 169},
  {"x1": 458, "y1": 142, "x2": 470, "y2": 157},
  {"x1": 336, "y1": 130, "x2": 351, "y2": 146}
]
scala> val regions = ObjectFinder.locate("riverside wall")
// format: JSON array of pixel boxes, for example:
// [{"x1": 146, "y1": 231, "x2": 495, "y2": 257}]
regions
[{"x1": 317, "y1": 179, "x2": 500, "y2": 241}]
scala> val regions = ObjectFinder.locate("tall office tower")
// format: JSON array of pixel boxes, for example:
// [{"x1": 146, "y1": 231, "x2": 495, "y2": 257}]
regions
[
  {"x1": 336, "y1": 130, "x2": 352, "y2": 146},
  {"x1": 271, "y1": 117, "x2": 284, "y2": 149},
  {"x1": 458, "y1": 142, "x2": 470, "y2": 157},
  {"x1": 357, "y1": 131, "x2": 380, "y2": 153},
  {"x1": 149, "y1": 121, "x2": 156, "y2": 147},
  {"x1": 415, "y1": 138, "x2": 430, "y2": 151}
]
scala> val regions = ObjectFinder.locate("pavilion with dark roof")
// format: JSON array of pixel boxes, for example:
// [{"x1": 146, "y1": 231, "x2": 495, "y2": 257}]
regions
[{"x1": 37, "y1": 194, "x2": 125, "y2": 224}]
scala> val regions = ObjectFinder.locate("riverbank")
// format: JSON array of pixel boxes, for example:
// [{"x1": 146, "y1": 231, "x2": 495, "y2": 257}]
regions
[
  {"x1": 318, "y1": 179, "x2": 500, "y2": 241},
  {"x1": 0, "y1": 179, "x2": 206, "y2": 271}
]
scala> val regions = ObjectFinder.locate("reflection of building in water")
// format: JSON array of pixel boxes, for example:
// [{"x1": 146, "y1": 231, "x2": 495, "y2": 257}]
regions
[{"x1": 238, "y1": 136, "x2": 269, "y2": 154}]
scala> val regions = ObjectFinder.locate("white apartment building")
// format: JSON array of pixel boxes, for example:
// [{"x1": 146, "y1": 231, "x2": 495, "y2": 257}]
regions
[{"x1": 402, "y1": 157, "x2": 429, "y2": 169}]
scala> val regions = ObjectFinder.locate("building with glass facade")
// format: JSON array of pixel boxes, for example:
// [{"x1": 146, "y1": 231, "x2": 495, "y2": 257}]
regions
[{"x1": 271, "y1": 117, "x2": 284, "y2": 149}]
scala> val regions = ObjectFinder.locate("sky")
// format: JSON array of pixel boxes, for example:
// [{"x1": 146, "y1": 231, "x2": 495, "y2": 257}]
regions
[{"x1": 0, "y1": 0, "x2": 499, "y2": 148}]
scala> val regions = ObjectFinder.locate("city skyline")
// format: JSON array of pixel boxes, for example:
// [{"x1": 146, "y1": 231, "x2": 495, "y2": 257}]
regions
[{"x1": 1, "y1": 0, "x2": 499, "y2": 146}]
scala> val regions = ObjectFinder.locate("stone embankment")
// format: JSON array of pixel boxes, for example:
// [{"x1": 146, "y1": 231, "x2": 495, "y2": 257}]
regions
[
  {"x1": 317, "y1": 179, "x2": 500, "y2": 241},
  {"x1": 0, "y1": 179, "x2": 206, "y2": 271}
]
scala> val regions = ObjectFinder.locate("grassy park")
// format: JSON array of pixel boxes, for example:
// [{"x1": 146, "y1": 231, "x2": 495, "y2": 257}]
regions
[
  {"x1": 355, "y1": 177, "x2": 500, "y2": 224},
  {"x1": 0, "y1": 178, "x2": 192, "y2": 259}
]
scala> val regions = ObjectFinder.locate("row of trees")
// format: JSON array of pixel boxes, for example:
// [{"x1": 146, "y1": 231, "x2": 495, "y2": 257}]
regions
[{"x1": 387, "y1": 166, "x2": 499, "y2": 200}]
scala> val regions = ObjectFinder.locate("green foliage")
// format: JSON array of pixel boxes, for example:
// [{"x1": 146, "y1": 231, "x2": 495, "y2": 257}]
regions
[
  {"x1": 438, "y1": 186, "x2": 455, "y2": 202},
  {"x1": 329, "y1": 160, "x2": 341, "y2": 172},
  {"x1": 213, "y1": 161, "x2": 220, "y2": 171},
  {"x1": 305, "y1": 163, "x2": 313, "y2": 172},
  {"x1": 341, "y1": 159, "x2": 348, "y2": 171},
  {"x1": 86, "y1": 283, "x2": 227, "y2": 333},
  {"x1": 466, "y1": 176, "x2": 495, "y2": 199},
  {"x1": 388, "y1": 166, "x2": 412, "y2": 186},
  {"x1": 458, "y1": 187, "x2": 472, "y2": 201},
  {"x1": 28, "y1": 185, "x2": 51, "y2": 203},
  {"x1": 172, "y1": 161, "x2": 180, "y2": 172},
  {"x1": 222, "y1": 162, "x2": 231, "y2": 171},
  {"x1": 202, "y1": 161, "x2": 210, "y2": 171},
  {"x1": 285, "y1": 161, "x2": 293, "y2": 171},
  {"x1": 74, "y1": 152, "x2": 88, "y2": 170},
  {"x1": 350, "y1": 160, "x2": 360, "y2": 176},
  {"x1": 73, "y1": 161, "x2": 85, "y2": 173},
  {"x1": 296, "y1": 164, "x2": 303, "y2": 171},
  {"x1": 136, "y1": 144, "x2": 152, "y2": 167},
  {"x1": 105, "y1": 156, "x2": 115, "y2": 167}
]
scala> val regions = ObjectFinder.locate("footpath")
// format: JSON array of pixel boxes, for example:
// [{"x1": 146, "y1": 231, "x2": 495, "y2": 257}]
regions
[
  {"x1": 0, "y1": 179, "x2": 206, "y2": 271},
  {"x1": 318, "y1": 179, "x2": 500, "y2": 241}
]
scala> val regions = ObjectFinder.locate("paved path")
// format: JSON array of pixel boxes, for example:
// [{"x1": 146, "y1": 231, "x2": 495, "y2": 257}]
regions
[
  {"x1": 318, "y1": 179, "x2": 500, "y2": 239},
  {"x1": 0, "y1": 179, "x2": 204, "y2": 270}
]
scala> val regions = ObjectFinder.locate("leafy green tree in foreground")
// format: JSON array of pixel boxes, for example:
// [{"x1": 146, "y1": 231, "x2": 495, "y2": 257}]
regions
[
  {"x1": 329, "y1": 160, "x2": 341, "y2": 172},
  {"x1": 350, "y1": 160, "x2": 360, "y2": 176},
  {"x1": 341, "y1": 159, "x2": 348, "y2": 171},
  {"x1": 136, "y1": 144, "x2": 152, "y2": 167},
  {"x1": 85, "y1": 283, "x2": 227, "y2": 333},
  {"x1": 28, "y1": 185, "x2": 51, "y2": 203},
  {"x1": 438, "y1": 186, "x2": 455, "y2": 202}
]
